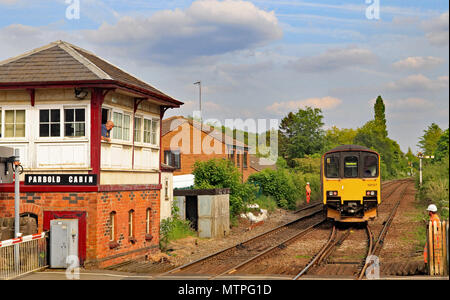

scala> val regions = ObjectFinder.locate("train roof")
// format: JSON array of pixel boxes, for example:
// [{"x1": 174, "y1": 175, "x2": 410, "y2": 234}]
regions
[{"x1": 325, "y1": 144, "x2": 378, "y2": 154}]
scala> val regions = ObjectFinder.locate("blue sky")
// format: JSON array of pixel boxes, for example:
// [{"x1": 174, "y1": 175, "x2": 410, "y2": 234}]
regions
[{"x1": 0, "y1": 0, "x2": 448, "y2": 152}]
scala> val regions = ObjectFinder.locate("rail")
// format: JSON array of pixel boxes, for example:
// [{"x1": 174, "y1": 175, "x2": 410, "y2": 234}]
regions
[{"x1": 161, "y1": 205, "x2": 324, "y2": 277}]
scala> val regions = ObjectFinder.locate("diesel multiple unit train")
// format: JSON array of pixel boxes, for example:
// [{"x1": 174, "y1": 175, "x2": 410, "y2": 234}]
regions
[{"x1": 321, "y1": 145, "x2": 381, "y2": 223}]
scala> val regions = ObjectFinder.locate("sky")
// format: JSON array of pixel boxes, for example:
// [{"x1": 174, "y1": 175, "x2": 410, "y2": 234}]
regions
[{"x1": 0, "y1": 0, "x2": 448, "y2": 153}]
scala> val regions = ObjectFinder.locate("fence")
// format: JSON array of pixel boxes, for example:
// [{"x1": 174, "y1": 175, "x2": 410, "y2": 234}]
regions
[
  {"x1": 426, "y1": 220, "x2": 448, "y2": 276},
  {"x1": 0, "y1": 232, "x2": 47, "y2": 280}
]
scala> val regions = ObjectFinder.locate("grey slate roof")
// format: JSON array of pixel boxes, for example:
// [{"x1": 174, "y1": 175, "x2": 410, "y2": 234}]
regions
[{"x1": 0, "y1": 40, "x2": 181, "y2": 105}]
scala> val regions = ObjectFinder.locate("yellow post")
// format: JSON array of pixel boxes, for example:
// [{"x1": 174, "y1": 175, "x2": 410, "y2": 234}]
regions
[
  {"x1": 433, "y1": 221, "x2": 440, "y2": 275},
  {"x1": 428, "y1": 221, "x2": 435, "y2": 276},
  {"x1": 441, "y1": 221, "x2": 447, "y2": 276}
]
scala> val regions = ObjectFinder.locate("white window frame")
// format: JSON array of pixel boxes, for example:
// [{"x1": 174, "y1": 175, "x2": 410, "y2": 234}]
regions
[
  {"x1": 143, "y1": 117, "x2": 159, "y2": 147},
  {"x1": 128, "y1": 210, "x2": 134, "y2": 237},
  {"x1": 134, "y1": 115, "x2": 143, "y2": 144},
  {"x1": 63, "y1": 106, "x2": 87, "y2": 138},
  {"x1": 110, "y1": 108, "x2": 133, "y2": 143},
  {"x1": 146, "y1": 208, "x2": 151, "y2": 234},
  {"x1": 34, "y1": 104, "x2": 89, "y2": 142},
  {"x1": 38, "y1": 108, "x2": 62, "y2": 138},
  {"x1": 0, "y1": 105, "x2": 28, "y2": 141}
]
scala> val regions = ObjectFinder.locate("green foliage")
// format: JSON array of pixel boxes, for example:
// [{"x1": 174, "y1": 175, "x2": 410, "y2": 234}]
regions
[
  {"x1": 192, "y1": 159, "x2": 256, "y2": 216},
  {"x1": 418, "y1": 123, "x2": 443, "y2": 156},
  {"x1": 374, "y1": 95, "x2": 388, "y2": 138},
  {"x1": 354, "y1": 104, "x2": 409, "y2": 180},
  {"x1": 248, "y1": 167, "x2": 320, "y2": 210},
  {"x1": 324, "y1": 126, "x2": 357, "y2": 150},
  {"x1": 292, "y1": 155, "x2": 321, "y2": 174},
  {"x1": 416, "y1": 156, "x2": 449, "y2": 219},
  {"x1": 279, "y1": 107, "x2": 325, "y2": 166},
  {"x1": 434, "y1": 128, "x2": 449, "y2": 161},
  {"x1": 253, "y1": 195, "x2": 278, "y2": 213},
  {"x1": 159, "y1": 205, "x2": 195, "y2": 251}
]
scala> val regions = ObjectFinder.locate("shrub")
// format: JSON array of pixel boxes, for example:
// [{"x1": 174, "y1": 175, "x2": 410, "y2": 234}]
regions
[
  {"x1": 192, "y1": 159, "x2": 256, "y2": 216},
  {"x1": 160, "y1": 205, "x2": 195, "y2": 251},
  {"x1": 416, "y1": 157, "x2": 449, "y2": 219}
]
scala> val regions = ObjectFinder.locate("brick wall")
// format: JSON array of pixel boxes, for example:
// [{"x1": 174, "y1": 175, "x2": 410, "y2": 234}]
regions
[
  {"x1": 162, "y1": 122, "x2": 256, "y2": 181},
  {"x1": 0, "y1": 188, "x2": 160, "y2": 268}
]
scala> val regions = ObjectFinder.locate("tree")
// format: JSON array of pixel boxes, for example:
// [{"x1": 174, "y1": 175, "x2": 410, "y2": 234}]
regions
[
  {"x1": 324, "y1": 126, "x2": 357, "y2": 150},
  {"x1": 279, "y1": 107, "x2": 325, "y2": 166},
  {"x1": 434, "y1": 128, "x2": 449, "y2": 161},
  {"x1": 418, "y1": 123, "x2": 443, "y2": 156},
  {"x1": 374, "y1": 95, "x2": 387, "y2": 137}
]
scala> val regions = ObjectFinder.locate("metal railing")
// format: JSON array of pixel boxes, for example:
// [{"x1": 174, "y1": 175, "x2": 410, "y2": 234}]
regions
[
  {"x1": 0, "y1": 232, "x2": 47, "y2": 280},
  {"x1": 426, "y1": 220, "x2": 448, "y2": 276}
]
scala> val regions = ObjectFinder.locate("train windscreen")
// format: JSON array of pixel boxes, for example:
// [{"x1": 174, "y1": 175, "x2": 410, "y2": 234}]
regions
[
  {"x1": 325, "y1": 155, "x2": 340, "y2": 178},
  {"x1": 362, "y1": 153, "x2": 378, "y2": 178},
  {"x1": 344, "y1": 156, "x2": 359, "y2": 178}
]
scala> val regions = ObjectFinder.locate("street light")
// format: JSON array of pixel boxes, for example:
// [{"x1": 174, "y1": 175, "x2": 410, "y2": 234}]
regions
[{"x1": 193, "y1": 81, "x2": 202, "y2": 120}]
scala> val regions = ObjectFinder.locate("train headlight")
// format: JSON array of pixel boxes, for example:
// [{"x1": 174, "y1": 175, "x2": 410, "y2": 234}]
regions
[
  {"x1": 328, "y1": 191, "x2": 338, "y2": 196},
  {"x1": 366, "y1": 191, "x2": 377, "y2": 196}
]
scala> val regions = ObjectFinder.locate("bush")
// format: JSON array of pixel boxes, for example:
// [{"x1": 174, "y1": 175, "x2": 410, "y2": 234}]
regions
[
  {"x1": 416, "y1": 157, "x2": 449, "y2": 219},
  {"x1": 248, "y1": 167, "x2": 321, "y2": 210},
  {"x1": 192, "y1": 159, "x2": 256, "y2": 216}
]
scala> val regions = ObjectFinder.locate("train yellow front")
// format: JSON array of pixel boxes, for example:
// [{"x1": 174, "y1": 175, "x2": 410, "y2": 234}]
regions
[{"x1": 321, "y1": 145, "x2": 381, "y2": 222}]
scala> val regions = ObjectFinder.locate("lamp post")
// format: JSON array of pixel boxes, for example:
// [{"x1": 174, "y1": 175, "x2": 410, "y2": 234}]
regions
[{"x1": 194, "y1": 81, "x2": 202, "y2": 120}]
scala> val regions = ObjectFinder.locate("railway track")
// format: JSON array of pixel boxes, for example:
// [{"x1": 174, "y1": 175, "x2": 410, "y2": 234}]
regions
[
  {"x1": 293, "y1": 224, "x2": 373, "y2": 279},
  {"x1": 159, "y1": 203, "x2": 325, "y2": 278},
  {"x1": 358, "y1": 180, "x2": 410, "y2": 279},
  {"x1": 292, "y1": 179, "x2": 410, "y2": 280}
]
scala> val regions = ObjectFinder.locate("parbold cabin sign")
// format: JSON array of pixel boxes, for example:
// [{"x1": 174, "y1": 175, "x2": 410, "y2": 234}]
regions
[{"x1": 25, "y1": 174, "x2": 97, "y2": 186}]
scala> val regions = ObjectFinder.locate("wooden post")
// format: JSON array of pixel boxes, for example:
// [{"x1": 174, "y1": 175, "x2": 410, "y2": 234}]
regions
[
  {"x1": 441, "y1": 221, "x2": 447, "y2": 276},
  {"x1": 428, "y1": 221, "x2": 435, "y2": 275}
]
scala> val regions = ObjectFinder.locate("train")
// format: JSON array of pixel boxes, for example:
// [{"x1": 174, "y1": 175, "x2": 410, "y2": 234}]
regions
[{"x1": 321, "y1": 145, "x2": 381, "y2": 223}]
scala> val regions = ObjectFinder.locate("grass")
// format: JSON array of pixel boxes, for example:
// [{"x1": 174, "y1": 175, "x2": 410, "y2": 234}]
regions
[
  {"x1": 295, "y1": 255, "x2": 311, "y2": 259},
  {"x1": 252, "y1": 195, "x2": 278, "y2": 213},
  {"x1": 160, "y1": 210, "x2": 196, "y2": 251}
]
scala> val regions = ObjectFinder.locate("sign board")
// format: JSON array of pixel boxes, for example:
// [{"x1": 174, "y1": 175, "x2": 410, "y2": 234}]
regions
[{"x1": 25, "y1": 174, "x2": 97, "y2": 186}]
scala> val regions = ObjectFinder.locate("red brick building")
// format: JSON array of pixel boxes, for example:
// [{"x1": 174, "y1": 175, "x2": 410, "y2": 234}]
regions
[
  {"x1": 0, "y1": 41, "x2": 182, "y2": 268},
  {"x1": 161, "y1": 116, "x2": 260, "y2": 182}
]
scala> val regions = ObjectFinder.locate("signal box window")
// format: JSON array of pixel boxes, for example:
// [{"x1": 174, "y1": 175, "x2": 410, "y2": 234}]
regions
[
  {"x1": 344, "y1": 156, "x2": 358, "y2": 178},
  {"x1": 325, "y1": 156, "x2": 339, "y2": 178},
  {"x1": 164, "y1": 150, "x2": 181, "y2": 169},
  {"x1": 363, "y1": 154, "x2": 378, "y2": 178},
  {"x1": 40, "y1": 109, "x2": 60, "y2": 137},
  {"x1": 64, "y1": 108, "x2": 85, "y2": 137}
]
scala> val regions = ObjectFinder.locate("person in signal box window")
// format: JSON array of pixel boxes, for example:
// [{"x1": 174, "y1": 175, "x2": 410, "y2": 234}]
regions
[{"x1": 101, "y1": 120, "x2": 114, "y2": 142}]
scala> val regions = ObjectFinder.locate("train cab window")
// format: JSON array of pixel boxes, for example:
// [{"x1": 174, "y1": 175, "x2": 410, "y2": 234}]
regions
[
  {"x1": 325, "y1": 156, "x2": 339, "y2": 178},
  {"x1": 363, "y1": 154, "x2": 378, "y2": 178},
  {"x1": 344, "y1": 156, "x2": 358, "y2": 178}
]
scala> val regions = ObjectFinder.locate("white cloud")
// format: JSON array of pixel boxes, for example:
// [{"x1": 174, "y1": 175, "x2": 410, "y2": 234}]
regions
[
  {"x1": 422, "y1": 12, "x2": 449, "y2": 47},
  {"x1": 387, "y1": 74, "x2": 449, "y2": 93},
  {"x1": 393, "y1": 56, "x2": 444, "y2": 70},
  {"x1": 266, "y1": 96, "x2": 342, "y2": 115},
  {"x1": 291, "y1": 46, "x2": 376, "y2": 73},
  {"x1": 82, "y1": 0, "x2": 282, "y2": 64}
]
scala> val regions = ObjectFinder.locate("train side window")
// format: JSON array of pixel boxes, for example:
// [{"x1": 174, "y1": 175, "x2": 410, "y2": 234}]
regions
[
  {"x1": 363, "y1": 154, "x2": 378, "y2": 178},
  {"x1": 325, "y1": 156, "x2": 339, "y2": 178},
  {"x1": 344, "y1": 156, "x2": 358, "y2": 178}
]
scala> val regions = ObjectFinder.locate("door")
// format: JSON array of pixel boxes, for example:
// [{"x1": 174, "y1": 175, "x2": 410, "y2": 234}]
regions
[
  {"x1": 185, "y1": 196, "x2": 198, "y2": 231},
  {"x1": 44, "y1": 211, "x2": 86, "y2": 265},
  {"x1": 50, "y1": 219, "x2": 78, "y2": 268}
]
